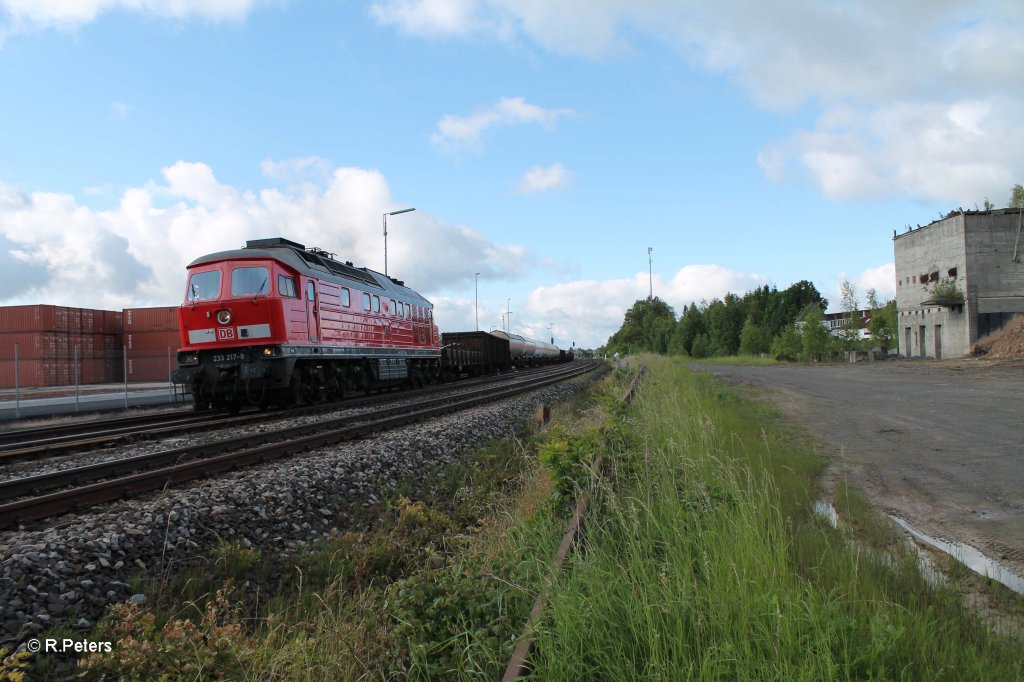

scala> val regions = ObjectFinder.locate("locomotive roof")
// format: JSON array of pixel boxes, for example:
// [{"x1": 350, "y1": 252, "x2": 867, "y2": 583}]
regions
[{"x1": 188, "y1": 238, "x2": 432, "y2": 305}]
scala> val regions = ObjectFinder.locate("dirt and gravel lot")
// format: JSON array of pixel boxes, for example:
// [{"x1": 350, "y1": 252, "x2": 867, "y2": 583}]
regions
[{"x1": 690, "y1": 358, "x2": 1024, "y2": 580}]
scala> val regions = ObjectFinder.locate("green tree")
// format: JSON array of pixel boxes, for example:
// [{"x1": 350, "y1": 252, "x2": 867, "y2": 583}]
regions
[
  {"x1": 801, "y1": 305, "x2": 830, "y2": 362},
  {"x1": 677, "y1": 303, "x2": 705, "y2": 355},
  {"x1": 605, "y1": 297, "x2": 677, "y2": 355},
  {"x1": 866, "y1": 288, "x2": 897, "y2": 350},
  {"x1": 837, "y1": 279, "x2": 862, "y2": 350},
  {"x1": 782, "y1": 280, "x2": 828, "y2": 328},
  {"x1": 738, "y1": 315, "x2": 771, "y2": 356},
  {"x1": 1009, "y1": 183, "x2": 1024, "y2": 209},
  {"x1": 704, "y1": 294, "x2": 746, "y2": 356},
  {"x1": 770, "y1": 324, "x2": 802, "y2": 361},
  {"x1": 690, "y1": 333, "x2": 711, "y2": 359}
]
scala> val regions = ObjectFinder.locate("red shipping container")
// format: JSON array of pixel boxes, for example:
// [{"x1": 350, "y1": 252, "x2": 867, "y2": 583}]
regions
[
  {"x1": 106, "y1": 359, "x2": 123, "y2": 383},
  {"x1": 81, "y1": 309, "x2": 96, "y2": 334},
  {"x1": 104, "y1": 310, "x2": 124, "y2": 335},
  {"x1": 123, "y1": 307, "x2": 179, "y2": 332},
  {"x1": 80, "y1": 358, "x2": 105, "y2": 384},
  {"x1": 0, "y1": 305, "x2": 61, "y2": 333},
  {"x1": 0, "y1": 332, "x2": 69, "y2": 360},
  {"x1": 64, "y1": 307, "x2": 82, "y2": 334},
  {"x1": 126, "y1": 355, "x2": 173, "y2": 382},
  {"x1": 0, "y1": 358, "x2": 51, "y2": 388},
  {"x1": 125, "y1": 330, "x2": 181, "y2": 355}
]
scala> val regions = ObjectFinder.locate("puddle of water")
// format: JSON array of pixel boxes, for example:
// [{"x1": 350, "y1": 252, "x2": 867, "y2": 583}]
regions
[
  {"x1": 889, "y1": 515, "x2": 1024, "y2": 596},
  {"x1": 814, "y1": 501, "x2": 838, "y2": 528},
  {"x1": 904, "y1": 537, "x2": 944, "y2": 588}
]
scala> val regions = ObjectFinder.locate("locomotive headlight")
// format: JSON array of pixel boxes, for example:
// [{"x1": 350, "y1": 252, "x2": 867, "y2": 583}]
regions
[{"x1": 216, "y1": 309, "x2": 232, "y2": 325}]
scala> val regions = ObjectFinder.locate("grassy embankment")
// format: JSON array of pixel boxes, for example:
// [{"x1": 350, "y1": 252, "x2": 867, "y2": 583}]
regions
[
  {"x1": 30, "y1": 357, "x2": 1022, "y2": 680},
  {"x1": 532, "y1": 355, "x2": 1023, "y2": 679},
  {"x1": 684, "y1": 355, "x2": 781, "y2": 366}
]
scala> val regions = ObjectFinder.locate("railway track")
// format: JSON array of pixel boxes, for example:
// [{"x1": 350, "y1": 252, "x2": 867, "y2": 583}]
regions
[
  {"x1": 0, "y1": 366, "x2": 564, "y2": 462},
  {"x1": 0, "y1": 360, "x2": 602, "y2": 529}
]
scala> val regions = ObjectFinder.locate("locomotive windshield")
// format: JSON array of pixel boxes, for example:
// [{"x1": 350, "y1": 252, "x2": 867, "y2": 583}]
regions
[
  {"x1": 187, "y1": 270, "x2": 221, "y2": 302},
  {"x1": 231, "y1": 266, "x2": 270, "y2": 296}
]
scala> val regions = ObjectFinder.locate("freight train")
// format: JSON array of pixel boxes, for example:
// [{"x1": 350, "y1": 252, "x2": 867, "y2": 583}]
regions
[{"x1": 172, "y1": 238, "x2": 572, "y2": 410}]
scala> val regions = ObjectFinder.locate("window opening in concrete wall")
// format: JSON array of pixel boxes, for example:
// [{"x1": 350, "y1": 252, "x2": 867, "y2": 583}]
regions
[
  {"x1": 947, "y1": 267, "x2": 957, "y2": 278},
  {"x1": 919, "y1": 325, "x2": 926, "y2": 358}
]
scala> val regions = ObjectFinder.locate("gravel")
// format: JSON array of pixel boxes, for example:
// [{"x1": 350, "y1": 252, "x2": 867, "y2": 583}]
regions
[{"x1": 0, "y1": 375, "x2": 594, "y2": 648}]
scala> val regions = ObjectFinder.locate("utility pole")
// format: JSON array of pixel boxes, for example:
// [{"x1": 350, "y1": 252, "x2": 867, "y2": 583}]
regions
[
  {"x1": 648, "y1": 246, "x2": 653, "y2": 300},
  {"x1": 475, "y1": 273, "x2": 480, "y2": 330}
]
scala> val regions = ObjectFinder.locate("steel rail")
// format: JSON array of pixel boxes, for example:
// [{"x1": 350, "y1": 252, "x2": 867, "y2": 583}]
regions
[
  {"x1": 0, "y1": 365, "x2": 587, "y2": 502},
  {"x1": 0, "y1": 366, "x2": 562, "y2": 462},
  {"x1": 0, "y1": 410, "x2": 204, "y2": 449},
  {"x1": 0, "y1": 361, "x2": 601, "y2": 529}
]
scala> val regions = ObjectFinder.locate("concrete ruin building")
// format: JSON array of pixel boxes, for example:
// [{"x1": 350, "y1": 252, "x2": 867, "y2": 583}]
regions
[{"x1": 893, "y1": 208, "x2": 1024, "y2": 358}]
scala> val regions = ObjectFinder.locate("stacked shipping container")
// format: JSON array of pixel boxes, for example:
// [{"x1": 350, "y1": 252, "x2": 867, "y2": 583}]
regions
[
  {"x1": 123, "y1": 307, "x2": 179, "y2": 382},
  {"x1": 0, "y1": 304, "x2": 178, "y2": 388}
]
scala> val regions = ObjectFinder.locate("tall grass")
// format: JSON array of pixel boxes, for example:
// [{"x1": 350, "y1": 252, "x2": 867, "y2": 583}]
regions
[{"x1": 532, "y1": 355, "x2": 1022, "y2": 680}]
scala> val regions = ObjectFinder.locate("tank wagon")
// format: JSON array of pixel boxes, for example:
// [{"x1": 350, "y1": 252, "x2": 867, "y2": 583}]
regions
[
  {"x1": 172, "y1": 238, "x2": 441, "y2": 410},
  {"x1": 490, "y1": 331, "x2": 561, "y2": 367}
]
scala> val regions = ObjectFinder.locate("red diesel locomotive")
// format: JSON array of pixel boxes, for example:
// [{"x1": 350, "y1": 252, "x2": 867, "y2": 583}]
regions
[{"x1": 172, "y1": 238, "x2": 441, "y2": 410}]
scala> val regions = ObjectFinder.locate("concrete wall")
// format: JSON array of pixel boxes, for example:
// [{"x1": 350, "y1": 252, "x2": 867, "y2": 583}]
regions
[
  {"x1": 964, "y1": 210, "x2": 1024, "y2": 343},
  {"x1": 894, "y1": 214, "x2": 969, "y2": 358},
  {"x1": 893, "y1": 209, "x2": 1024, "y2": 358}
]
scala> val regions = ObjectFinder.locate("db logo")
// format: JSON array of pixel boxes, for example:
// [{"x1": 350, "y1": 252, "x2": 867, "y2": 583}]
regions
[{"x1": 217, "y1": 328, "x2": 236, "y2": 340}]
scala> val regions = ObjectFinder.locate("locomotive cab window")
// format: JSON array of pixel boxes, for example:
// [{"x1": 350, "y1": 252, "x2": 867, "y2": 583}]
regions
[
  {"x1": 390, "y1": 299, "x2": 397, "y2": 316},
  {"x1": 362, "y1": 293, "x2": 371, "y2": 311},
  {"x1": 278, "y1": 275, "x2": 297, "y2": 298},
  {"x1": 405, "y1": 303, "x2": 411, "y2": 318},
  {"x1": 231, "y1": 266, "x2": 270, "y2": 297},
  {"x1": 341, "y1": 288, "x2": 350, "y2": 307},
  {"x1": 306, "y1": 281, "x2": 316, "y2": 301},
  {"x1": 372, "y1": 295, "x2": 380, "y2": 313},
  {"x1": 187, "y1": 270, "x2": 221, "y2": 302}
]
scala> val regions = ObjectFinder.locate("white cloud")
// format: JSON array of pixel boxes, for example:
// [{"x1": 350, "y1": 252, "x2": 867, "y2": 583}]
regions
[
  {"x1": 0, "y1": 0, "x2": 259, "y2": 32},
  {"x1": 515, "y1": 163, "x2": 574, "y2": 195},
  {"x1": 369, "y1": 0, "x2": 487, "y2": 38},
  {"x1": 431, "y1": 96, "x2": 574, "y2": 152},
  {"x1": 0, "y1": 160, "x2": 531, "y2": 310},
  {"x1": 831, "y1": 263, "x2": 896, "y2": 312},
  {"x1": 259, "y1": 156, "x2": 333, "y2": 182},
  {"x1": 376, "y1": 1, "x2": 1024, "y2": 204},
  {"x1": 523, "y1": 263, "x2": 768, "y2": 348},
  {"x1": 110, "y1": 101, "x2": 129, "y2": 120}
]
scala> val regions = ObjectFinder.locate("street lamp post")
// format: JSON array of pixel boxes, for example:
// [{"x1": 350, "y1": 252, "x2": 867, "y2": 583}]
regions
[
  {"x1": 383, "y1": 207, "x2": 416, "y2": 276},
  {"x1": 506, "y1": 298, "x2": 511, "y2": 332},
  {"x1": 475, "y1": 272, "x2": 480, "y2": 331}
]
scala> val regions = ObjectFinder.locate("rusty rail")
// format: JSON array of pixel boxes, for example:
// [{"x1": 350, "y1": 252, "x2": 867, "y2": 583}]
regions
[{"x1": 502, "y1": 364, "x2": 645, "y2": 681}]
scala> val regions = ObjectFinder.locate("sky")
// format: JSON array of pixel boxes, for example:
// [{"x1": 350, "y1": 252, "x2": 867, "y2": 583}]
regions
[{"x1": 1, "y1": 1, "x2": 1022, "y2": 349}]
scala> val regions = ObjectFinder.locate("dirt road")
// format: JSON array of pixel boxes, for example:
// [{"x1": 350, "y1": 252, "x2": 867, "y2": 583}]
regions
[{"x1": 691, "y1": 359, "x2": 1024, "y2": 578}]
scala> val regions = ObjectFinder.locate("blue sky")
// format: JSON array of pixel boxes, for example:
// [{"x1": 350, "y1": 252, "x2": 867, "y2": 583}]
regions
[{"x1": 1, "y1": 1, "x2": 1022, "y2": 348}]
